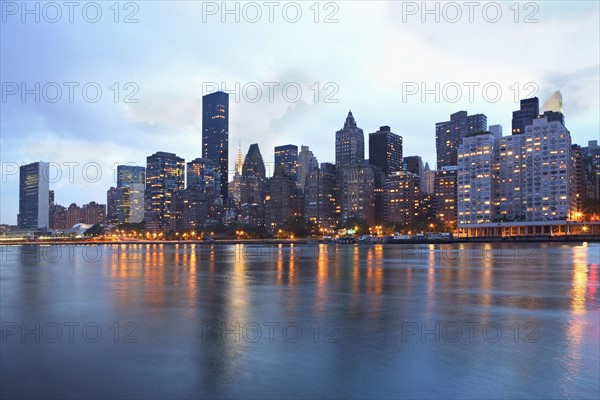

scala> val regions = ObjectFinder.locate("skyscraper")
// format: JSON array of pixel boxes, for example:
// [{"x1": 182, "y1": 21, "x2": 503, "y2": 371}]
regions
[
  {"x1": 145, "y1": 152, "x2": 185, "y2": 232},
  {"x1": 336, "y1": 111, "x2": 364, "y2": 168},
  {"x1": 457, "y1": 131, "x2": 500, "y2": 225},
  {"x1": 297, "y1": 145, "x2": 318, "y2": 189},
  {"x1": 187, "y1": 158, "x2": 221, "y2": 196},
  {"x1": 304, "y1": 163, "x2": 339, "y2": 232},
  {"x1": 422, "y1": 162, "x2": 435, "y2": 194},
  {"x1": 369, "y1": 126, "x2": 403, "y2": 175},
  {"x1": 498, "y1": 117, "x2": 575, "y2": 221},
  {"x1": 384, "y1": 170, "x2": 421, "y2": 227},
  {"x1": 434, "y1": 166, "x2": 459, "y2": 228},
  {"x1": 264, "y1": 173, "x2": 297, "y2": 231},
  {"x1": 229, "y1": 144, "x2": 244, "y2": 202},
  {"x1": 403, "y1": 156, "x2": 422, "y2": 178},
  {"x1": 512, "y1": 97, "x2": 539, "y2": 135},
  {"x1": 435, "y1": 111, "x2": 487, "y2": 168},
  {"x1": 241, "y1": 144, "x2": 266, "y2": 205},
  {"x1": 116, "y1": 165, "x2": 145, "y2": 223},
  {"x1": 18, "y1": 161, "x2": 50, "y2": 229},
  {"x1": 202, "y1": 91, "x2": 229, "y2": 201},
  {"x1": 106, "y1": 187, "x2": 118, "y2": 225},
  {"x1": 274, "y1": 144, "x2": 298, "y2": 179},
  {"x1": 339, "y1": 165, "x2": 376, "y2": 226}
]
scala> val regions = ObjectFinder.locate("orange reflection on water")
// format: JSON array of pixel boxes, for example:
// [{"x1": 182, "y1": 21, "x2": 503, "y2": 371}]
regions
[
  {"x1": 352, "y1": 245, "x2": 360, "y2": 294},
  {"x1": 564, "y1": 246, "x2": 591, "y2": 386},
  {"x1": 276, "y1": 244, "x2": 283, "y2": 285},
  {"x1": 109, "y1": 244, "x2": 144, "y2": 278},
  {"x1": 366, "y1": 246, "x2": 383, "y2": 295},
  {"x1": 315, "y1": 244, "x2": 329, "y2": 316},
  {"x1": 288, "y1": 244, "x2": 297, "y2": 287},
  {"x1": 588, "y1": 263, "x2": 597, "y2": 303},
  {"x1": 426, "y1": 245, "x2": 437, "y2": 313},
  {"x1": 148, "y1": 244, "x2": 165, "y2": 276},
  {"x1": 570, "y1": 247, "x2": 588, "y2": 315},
  {"x1": 187, "y1": 244, "x2": 198, "y2": 307},
  {"x1": 480, "y1": 243, "x2": 493, "y2": 308}
]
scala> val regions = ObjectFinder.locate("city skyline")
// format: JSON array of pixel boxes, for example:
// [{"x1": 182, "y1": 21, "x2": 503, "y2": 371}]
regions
[
  {"x1": 2, "y1": 1, "x2": 598, "y2": 225},
  {"x1": 5, "y1": 92, "x2": 600, "y2": 227}
]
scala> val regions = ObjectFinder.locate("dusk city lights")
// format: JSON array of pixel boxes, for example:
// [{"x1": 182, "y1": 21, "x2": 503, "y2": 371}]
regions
[{"x1": 1, "y1": 1, "x2": 599, "y2": 399}]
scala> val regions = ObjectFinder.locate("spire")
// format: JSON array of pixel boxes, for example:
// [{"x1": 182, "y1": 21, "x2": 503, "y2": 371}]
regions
[
  {"x1": 344, "y1": 110, "x2": 357, "y2": 129},
  {"x1": 541, "y1": 90, "x2": 563, "y2": 113},
  {"x1": 235, "y1": 141, "x2": 243, "y2": 175}
]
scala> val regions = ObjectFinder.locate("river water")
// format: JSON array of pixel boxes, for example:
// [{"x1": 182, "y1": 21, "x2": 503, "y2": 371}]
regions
[{"x1": 1, "y1": 242, "x2": 598, "y2": 399}]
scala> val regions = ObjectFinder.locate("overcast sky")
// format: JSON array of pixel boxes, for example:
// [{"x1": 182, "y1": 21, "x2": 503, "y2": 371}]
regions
[{"x1": 1, "y1": 1, "x2": 599, "y2": 224}]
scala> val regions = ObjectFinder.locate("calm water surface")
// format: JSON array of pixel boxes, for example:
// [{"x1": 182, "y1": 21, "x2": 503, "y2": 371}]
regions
[{"x1": 1, "y1": 242, "x2": 598, "y2": 399}]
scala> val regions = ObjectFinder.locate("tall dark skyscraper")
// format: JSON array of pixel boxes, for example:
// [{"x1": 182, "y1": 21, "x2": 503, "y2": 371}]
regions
[
  {"x1": 403, "y1": 155, "x2": 423, "y2": 178},
  {"x1": 336, "y1": 111, "x2": 364, "y2": 168},
  {"x1": 202, "y1": 91, "x2": 229, "y2": 201},
  {"x1": 368, "y1": 126, "x2": 403, "y2": 175},
  {"x1": 18, "y1": 161, "x2": 49, "y2": 229},
  {"x1": 145, "y1": 152, "x2": 185, "y2": 232},
  {"x1": 435, "y1": 111, "x2": 487, "y2": 168},
  {"x1": 512, "y1": 97, "x2": 539, "y2": 134},
  {"x1": 241, "y1": 144, "x2": 266, "y2": 204},
  {"x1": 274, "y1": 144, "x2": 298, "y2": 179}
]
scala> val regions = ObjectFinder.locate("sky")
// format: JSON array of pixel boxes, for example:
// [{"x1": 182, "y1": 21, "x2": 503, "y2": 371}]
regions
[{"x1": 1, "y1": 1, "x2": 599, "y2": 224}]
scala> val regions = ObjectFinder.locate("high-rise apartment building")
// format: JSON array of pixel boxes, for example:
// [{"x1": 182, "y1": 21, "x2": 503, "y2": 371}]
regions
[
  {"x1": 369, "y1": 126, "x2": 403, "y2": 175},
  {"x1": 145, "y1": 152, "x2": 185, "y2": 232},
  {"x1": 512, "y1": 97, "x2": 539, "y2": 135},
  {"x1": 435, "y1": 111, "x2": 487, "y2": 168},
  {"x1": 498, "y1": 117, "x2": 575, "y2": 221},
  {"x1": 304, "y1": 163, "x2": 339, "y2": 232},
  {"x1": 457, "y1": 131, "x2": 500, "y2": 225},
  {"x1": 434, "y1": 166, "x2": 459, "y2": 228},
  {"x1": 384, "y1": 170, "x2": 421, "y2": 227},
  {"x1": 264, "y1": 173, "x2": 297, "y2": 231},
  {"x1": 274, "y1": 144, "x2": 298, "y2": 180},
  {"x1": 339, "y1": 165, "x2": 375, "y2": 226}
]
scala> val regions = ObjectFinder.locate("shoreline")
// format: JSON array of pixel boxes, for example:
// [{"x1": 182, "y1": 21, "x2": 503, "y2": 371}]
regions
[{"x1": 1, "y1": 236, "x2": 598, "y2": 246}]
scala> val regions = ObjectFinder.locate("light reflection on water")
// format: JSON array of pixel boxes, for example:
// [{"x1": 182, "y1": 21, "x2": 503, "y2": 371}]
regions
[{"x1": 0, "y1": 242, "x2": 598, "y2": 399}]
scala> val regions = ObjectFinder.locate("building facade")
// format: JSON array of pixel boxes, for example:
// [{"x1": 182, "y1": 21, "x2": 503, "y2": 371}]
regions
[
  {"x1": 18, "y1": 161, "x2": 50, "y2": 229},
  {"x1": 274, "y1": 144, "x2": 298, "y2": 180},
  {"x1": 434, "y1": 166, "x2": 458, "y2": 228},
  {"x1": 498, "y1": 117, "x2": 575, "y2": 221},
  {"x1": 512, "y1": 97, "x2": 539, "y2": 135},
  {"x1": 116, "y1": 165, "x2": 145, "y2": 223},
  {"x1": 457, "y1": 131, "x2": 499, "y2": 225},
  {"x1": 336, "y1": 111, "x2": 364, "y2": 168},
  {"x1": 339, "y1": 165, "x2": 375, "y2": 226},
  {"x1": 297, "y1": 145, "x2": 318, "y2": 189},
  {"x1": 304, "y1": 163, "x2": 339, "y2": 232},
  {"x1": 384, "y1": 170, "x2": 420, "y2": 227},
  {"x1": 369, "y1": 126, "x2": 403, "y2": 176},
  {"x1": 145, "y1": 152, "x2": 185, "y2": 232},
  {"x1": 240, "y1": 144, "x2": 266, "y2": 205},
  {"x1": 202, "y1": 91, "x2": 229, "y2": 200},
  {"x1": 435, "y1": 111, "x2": 487, "y2": 168},
  {"x1": 264, "y1": 173, "x2": 297, "y2": 231}
]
